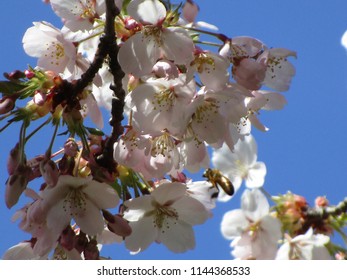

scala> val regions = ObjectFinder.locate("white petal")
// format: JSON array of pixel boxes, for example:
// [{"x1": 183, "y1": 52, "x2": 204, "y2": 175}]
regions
[
  {"x1": 118, "y1": 33, "x2": 159, "y2": 77},
  {"x1": 173, "y1": 196, "x2": 209, "y2": 225},
  {"x1": 46, "y1": 199, "x2": 71, "y2": 235},
  {"x1": 2, "y1": 242, "x2": 45, "y2": 260},
  {"x1": 220, "y1": 209, "x2": 247, "y2": 239},
  {"x1": 161, "y1": 27, "x2": 194, "y2": 65},
  {"x1": 275, "y1": 242, "x2": 291, "y2": 260},
  {"x1": 125, "y1": 216, "x2": 157, "y2": 252},
  {"x1": 151, "y1": 182, "x2": 186, "y2": 205},
  {"x1": 342, "y1": 30, "x2": 347, "y2": 50},
  {"x1": 123, "y1": 195, "x2": 154, "y2": 221},
  {"x1": 241, "y1": 188, "x2": 269, "y2": 221},
  {"x1": 245, "y1": 162, "x2": 267, "y2": 188},
  {"x1": 127, "y1": 0, "x2": 166, "y2": 25},
  {"x1": 158, "y1": 219, "x2": 195, "y2": 253},
  {"x1": 73, "y1": 201, "x2": 105, "y2": 235},
  {"x1": 84, "y1": 181, "x2": 119, "y2": 209},
  {"x1": 261, "y1": 91, "x2": 287, "y2": 110}
]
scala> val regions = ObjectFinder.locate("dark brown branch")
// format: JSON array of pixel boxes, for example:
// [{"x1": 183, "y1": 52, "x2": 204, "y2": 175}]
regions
[
  {"x1": 95, "y1": 0, "x2": 125, "y2": 171},
  {"x1": 300, "y1": 197, "x2": 347, "y2": 234}
]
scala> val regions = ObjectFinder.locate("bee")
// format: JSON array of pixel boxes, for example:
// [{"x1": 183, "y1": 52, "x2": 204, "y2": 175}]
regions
[{"x1": 203, "y1": 168, "x2": 234, "y2": 198}]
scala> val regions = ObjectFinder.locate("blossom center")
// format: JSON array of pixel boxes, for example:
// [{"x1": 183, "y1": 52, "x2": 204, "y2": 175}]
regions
[
  {"x1": 143, "y1": 26, "x2": 163, "y2": 45},
  {"x1": 193, "y1": 101, "x2": 219, "y2": 124},
  {"x1": 152, "y1": 88, "x2": 175, "y2": 111},
  {"x1": 152, "y1": 202, "x2": 178, "y2": 230},
  {"x1": 191, "y1": 54, "x2": 215, "y2": 73},
  {"x1": 151, "y1": 132, "x2": 175, "y2": 158},
  {"x1": 63, "y1": 187, "x2": 87, "y2": 216},
  {"x1": 45, "y1": 42, "x2": 65, "y2": 66}
]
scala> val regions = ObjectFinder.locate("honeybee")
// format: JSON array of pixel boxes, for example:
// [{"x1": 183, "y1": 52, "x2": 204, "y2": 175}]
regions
[{"x1": 203, "y1": 168, "x2": 234, "y2": 198}]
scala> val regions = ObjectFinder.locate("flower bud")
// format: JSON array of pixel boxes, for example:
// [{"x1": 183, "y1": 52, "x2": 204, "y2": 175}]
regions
[
  {"x1": 0, "y1": 97, "x2": 15, "y2": 115},
  {"x1": 60, "y1": 226, "x2": 76, "y2": 251},
  {"x1": 103, "y1": 211, "x2": 132, "y2": 237},
  {"x1": 74, "y1": 231, "x2": 88, "y2": 254},
  {"x1": 64, "y1": 138, "x2": 79, "y2": 157},
  {"x1": 33, "y1": 91, "x2": 46, "y2": 106},
  {"x1": 7, "y1": 143, "x2": 21, "y2": 175},
  {"x1": 24, "y1": 69, "x2": 35, "y2": 79},
  {"x1": 182, "y1": 0, "x2": 199, "y2": 23},
  {"x1": 40, "y1": 159, "x2": 59, "y2": 187},
  {"x1": 5, "y1": 164, "x2": 31, "y2": 209},
  {"x1": 4, "y1": 70, "x2": 25, "y2": 80},
  {"x1": 233, "y1": 58, "x2": 266, "y2": 90},
  {"x1": 152, "y1": 60, "x2": 179, "y2": 79},
  {"x1": 83, "y1": 239, "x2": 99, "y2": 260},
  {"x1": 315, "y1": 196, "x2": 329, "y2": 207}
]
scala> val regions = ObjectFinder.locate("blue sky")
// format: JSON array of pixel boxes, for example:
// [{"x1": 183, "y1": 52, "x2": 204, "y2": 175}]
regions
[{"x1": 0, "y1": 0, "x2": 347, "y2": 259}]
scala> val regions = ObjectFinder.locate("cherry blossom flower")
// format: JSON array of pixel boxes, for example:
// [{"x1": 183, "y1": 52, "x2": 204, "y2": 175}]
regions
[
  {"x1": 22, "y1": 22, "x2": 79, "y2": 77},
  {"x1": 118, "y1": 0, "x2": 194, "y2": 77},
  {"x1": 123, "y1": 181, "x2": 209, "y2": 253},
  {"x1": 245, "y1": 90, "x2": 287, "y2": 132},
  {"x1": 187, "y1": 50, "x2": 230, "y2": 91},
  {"x1": 221, "y1": 188, "x2": 282, "y2": 259},
  {"x1": 11, "y1": 189, "x2": 59, "y2": 257},
  {"x1": 127, "y1": 75, "x2": 198, "y2": 136},
  {"x1": 180, "y1": 0, "x2": 218, "y2": 30},
  {"x1": 212, "y1": 134, "x2": 266, "y2": 201},
  {"x1": 258, "y1": 48, "x2": 296, "y2": 92},
  {"x1": 2, "y1": 241, "x2": 47, "y2": 260},
  {"x1": 41, "y1": 175, "x2": 120, "y2": 236},
  {"x1": 276, "y1": 228, "x2": 331, "y2": 260},
  {"x1": 49, "y1": 0, "x2": 106, "y2": 32}
]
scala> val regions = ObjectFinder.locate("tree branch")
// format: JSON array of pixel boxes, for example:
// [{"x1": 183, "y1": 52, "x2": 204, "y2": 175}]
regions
[{"x1": 300, "y1": 197, "x2": 347, "y2": 234}]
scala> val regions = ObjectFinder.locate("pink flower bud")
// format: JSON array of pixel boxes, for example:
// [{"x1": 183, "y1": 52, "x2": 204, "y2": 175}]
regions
[
  {"x1": 39, "y1": 159, "x2": 59, "y2": 187},
  {"x1": 124, "y1": 18, "x2": 138, "y2": 30},
  {"x1": 83, "y1": 239, "x2": 99, "y2": 260},
  {"x1": 152, "y1": 60, "x2": 179, "y2": 79},
  {"x1": 24, "y1": 69, "x2": 35, "y2": 79},
  {"x1": 106, "y1": 213, "x2": 132, "y2": 237},
  {"x1": 33, "y1": 91, "x2": 46, "y2": 106},
  {"x1": 233, "y1": 58, "x2": 266, "y2": 90},
  {"x1": 0, "y1": 97, "x2": 15, "y2": 115},
  {"x1": 7, "y1": 143, "x2": 21, "y2": 175},
  {"x1": 315, "y1": 196, "x2": 329, "y2": 207},
  {"x1": 5, "y1": 70, "x2": 25, "y2": 80},
  {"x1": 60, "y1": 226, "x2": 76, "y2": 251},
  {"x1": 64, "y1": 138, "x2": 79, "y2": 157},
  {"x1": 182, "y1": 0, "x2": 199, "y2": 23},
  {"x1": 5, "y1": 164, "x2": 31, "y2": 209}
]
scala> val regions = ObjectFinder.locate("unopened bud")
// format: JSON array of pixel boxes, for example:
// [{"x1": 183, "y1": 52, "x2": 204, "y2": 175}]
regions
[
  {"x1": 5, "y1": 70, "x2": 25, "y2": 80},
  {"x1": 60, "y1": 226, "x2": 76, "y2": 251},
  {"x1": 24, "y1": 69, "x2": 35, "y2": 79},
  {"x1": 40, "y1": 159, "x2": 59, "y2": 187},
  {"x1": 74, "y1": 231, "x2": 88, "y2": 253},
  {"x1": 64, "y1": 138, "x2": 79, "y2": 157},
  {"x1": 0, "y1": 97, "x2": 15, "y2": 115},
  {"x1": 83, "y1": 239, "x2": 99, "y2": 260},
  {"x1": 152, "y1": 60, "x2": 179, "y2": 79},
  {"x1": 7, "y1": 143, "x2": 21, "y2": 175},
  {"x1": 103, "y1": 211, "x2": 132, "y2": 237},
  {"x1": 315, "y1": 196, "x2": 329, "y2": 207},
  {"x1": 182, "y1": 0, "x2": 199, "y2": 23},
  {"x1": 33, "y1": 91, "x2": 46, "y2": 106},
  {"x1": 5, "y1": 164, "x2": 31, "y2": 209}
]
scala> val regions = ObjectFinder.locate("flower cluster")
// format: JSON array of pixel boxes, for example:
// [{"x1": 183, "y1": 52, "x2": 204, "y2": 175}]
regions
[{"x1": 1, "y1": 0, "x2": 346, "y2": 260}]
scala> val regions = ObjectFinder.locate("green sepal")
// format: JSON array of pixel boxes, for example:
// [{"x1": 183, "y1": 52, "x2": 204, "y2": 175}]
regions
[
  {"x1": 84, "y1": 126, "x2": 105, "y2": 136},
  {"x1": 0, "y1": 81, "x2": 27, "y2": 96}
]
